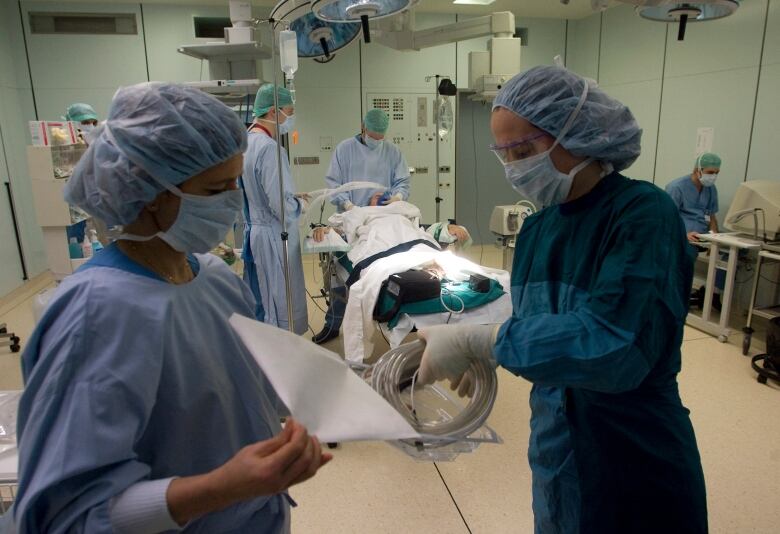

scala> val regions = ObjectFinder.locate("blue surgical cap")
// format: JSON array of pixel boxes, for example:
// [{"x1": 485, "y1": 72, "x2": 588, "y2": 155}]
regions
[
  {"x1": 493, "y1": 66, "x2": 642, "y2": 172},
  {"x1": 364, "y1": 109, "x2": 389, "y2": 134},
  {"x1": 254, "y1": 84, "x2": 294, "y2": 117},
  {"x1": 64, "y1": 82, "x2": 247, "y2": 226},
  {"x1": 65, "y1": 102, "x2": 98, "y2": 123}
]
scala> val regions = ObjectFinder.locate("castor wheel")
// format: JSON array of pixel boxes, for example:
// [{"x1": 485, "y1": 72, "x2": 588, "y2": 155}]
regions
[
  {"x1": 327, "y1": 442, "x2": 339, "y2": 449},
  {"x1": 0, "y1": 327, "x2": 6, "y2": 334},
  {"x1": 718, "y1": 335, "x2": 727, "y2": 343},
  {"x1": 758, "y1": 374, "x2": 768, "y2": 384},
  {"x1": 742, "y1": 336, "x2": 751, "y2": 355}
]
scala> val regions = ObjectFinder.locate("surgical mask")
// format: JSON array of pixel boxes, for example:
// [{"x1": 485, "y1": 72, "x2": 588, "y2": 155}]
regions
[
  {"x1": 364, "y1": 135, "x2": 383, "y2": 150},
  {"x1": 700, "y1": 172, "x2": 718, "y2": 187},
  {"x1": 501, "y1": 82, "x2": 591, "y2": 208},
  {"x1": 121, "y1": 185, "x2": 242, "y2": 254},
  {"x1": 80, "y1": 123, "x2": 96, "y2": 133},
  {"x1": 279, "y1": 110, "x2": 296, "y2": 135}
]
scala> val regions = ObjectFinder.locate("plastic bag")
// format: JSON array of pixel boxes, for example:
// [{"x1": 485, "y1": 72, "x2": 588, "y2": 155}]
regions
[{"x1": 0, "y1": 391, "x2": 22, "y2": 458}]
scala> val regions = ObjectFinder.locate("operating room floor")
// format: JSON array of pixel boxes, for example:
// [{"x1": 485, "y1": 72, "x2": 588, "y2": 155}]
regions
[{"x1": 0, "y1": 248, "x2": 778, "y2": 533}]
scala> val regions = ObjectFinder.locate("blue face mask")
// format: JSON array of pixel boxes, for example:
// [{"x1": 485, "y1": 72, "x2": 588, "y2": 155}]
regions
[
  {"x1": 364, "y1": 134, "x2": 383, "y2": 150},
  {"x1": 279, "y1": 110, "x2": 296, "y2": 135},
  {"x1": 121, "y1": 185, "x2": 242, "y2": 253},
  {"x1": 504, "y1": 152, "x2": 593, "y2": 208}
]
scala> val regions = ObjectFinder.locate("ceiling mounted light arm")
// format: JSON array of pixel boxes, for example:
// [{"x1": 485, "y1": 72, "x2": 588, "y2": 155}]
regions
[{"x1": 374, "y1": 11, "x2": 515, "y2": 51}]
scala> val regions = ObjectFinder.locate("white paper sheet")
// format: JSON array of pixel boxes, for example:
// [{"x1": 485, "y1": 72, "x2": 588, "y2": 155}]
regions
[{"x1": 229, "y1": 314, "x2": 421, "y2": 443}]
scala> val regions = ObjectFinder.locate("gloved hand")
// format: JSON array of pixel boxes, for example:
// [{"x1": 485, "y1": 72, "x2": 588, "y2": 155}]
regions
[{"x1": 417, "y1": 324, "x2": 500, "y2": 387}]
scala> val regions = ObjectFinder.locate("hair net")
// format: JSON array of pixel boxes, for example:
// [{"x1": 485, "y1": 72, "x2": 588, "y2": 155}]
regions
[
  {"x1": 64, "y1": 82, "x2": 248, "y2": 226},
  {"x1": 253, "y1": 84, "x2": 294, "y2": 117},
  {"x1": 696, "y1": 152, "x2": 721, "y2": 169},
  {"x1": 65, "y1": 103, "x2": 98, "y2": 123},
  {"x1": 493, "y1": 65, "x2": 642, "y2": 172},
  {"x1": 364, "y1": 109, "x2": 389, "y2": 134}
]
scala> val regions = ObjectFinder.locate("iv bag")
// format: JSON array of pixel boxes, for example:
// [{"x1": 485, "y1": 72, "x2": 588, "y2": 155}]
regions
[{"x1": 437, "y1": 97, "x2": 454, "y2": 140}]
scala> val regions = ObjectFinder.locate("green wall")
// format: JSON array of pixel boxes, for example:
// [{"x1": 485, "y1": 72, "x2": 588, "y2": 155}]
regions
[{"x1": 566, "y1": 1, "x2": 779, "y2": 224}]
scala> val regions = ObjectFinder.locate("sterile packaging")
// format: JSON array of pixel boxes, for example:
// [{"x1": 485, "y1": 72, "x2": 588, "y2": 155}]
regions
[{"x1": 0, "y1": 391, "x2": 22, "y2": 459}]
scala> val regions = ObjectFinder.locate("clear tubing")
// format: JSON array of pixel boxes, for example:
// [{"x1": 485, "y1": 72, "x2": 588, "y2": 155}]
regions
[{"x1": 369, "y1": 340, "x2": 497, "y2": 444}]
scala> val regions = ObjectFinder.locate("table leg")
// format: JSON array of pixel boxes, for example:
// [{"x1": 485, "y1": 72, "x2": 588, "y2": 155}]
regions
[{"x1": 702, "y1": 243, "x2": 718, "y2": 322}]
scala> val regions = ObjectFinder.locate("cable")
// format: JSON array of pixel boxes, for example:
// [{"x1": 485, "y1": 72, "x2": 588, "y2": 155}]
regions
[
  {"x1": 369, "y1": 340, "x2": 497, "y2": 446},
  {"x1": 440, "y1": 286, "x2": 465, "y2": 314}
]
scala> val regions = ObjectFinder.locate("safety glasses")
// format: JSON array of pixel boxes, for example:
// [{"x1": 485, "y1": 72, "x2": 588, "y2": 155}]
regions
[{"x1": 489, "y1": 131, "x2": 548, "y2": 164}]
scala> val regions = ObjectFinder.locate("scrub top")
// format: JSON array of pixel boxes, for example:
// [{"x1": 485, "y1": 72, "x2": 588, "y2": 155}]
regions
[
  {"x1": 665, "y1": 174, "x2": 719, "y2": 234},
  {"x1": 10, "y1": 243, "x2": 291, "y2": 533},
  {"x1": 495, "y1": 172, "x2": 707, "y2": 534},
  {"x1": 326, "y1": 135, "x2": 410, "y2": 210}
]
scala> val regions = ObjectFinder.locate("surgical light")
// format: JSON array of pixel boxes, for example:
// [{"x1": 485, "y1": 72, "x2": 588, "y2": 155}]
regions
[
  {"x1": 272, "y1": 0, "x2": 360, "y2": 61},
  {"x1": 617, "y1": 1, "x2": 740, "y2": 41},
  {"x1": 311, "y1": 0, "x2": 419, "y2": 43}
]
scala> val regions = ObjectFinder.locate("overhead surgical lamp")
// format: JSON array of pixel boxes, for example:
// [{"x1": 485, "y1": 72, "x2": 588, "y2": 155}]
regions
[
  {"x1": 618, "y1": 1, "x2": 740, "y2": 40},
  {"x1": 272, "y1": 0, "x2": 361, "y2": 61},
  {"x1": 311, "y1": 0, "x2": 419, "y2": 43}
]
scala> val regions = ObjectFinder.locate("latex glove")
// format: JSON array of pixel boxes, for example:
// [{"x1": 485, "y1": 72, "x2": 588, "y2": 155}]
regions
[
  {"x1": 418, "y1": 324, "x2": 500, "y2": 386},
  {"x1": 342, "y1": 201, "x2": 355, "y2": 211}
]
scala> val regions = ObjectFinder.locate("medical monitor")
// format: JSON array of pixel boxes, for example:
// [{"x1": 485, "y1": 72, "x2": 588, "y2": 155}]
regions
[{"x1": 724, "y1": 180, "x2": 780, "y2": 241}]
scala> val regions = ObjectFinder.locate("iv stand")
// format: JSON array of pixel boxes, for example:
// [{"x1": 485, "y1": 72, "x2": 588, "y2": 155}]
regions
[
  {"x1": 433, "y1": 75, "x2": 442, "y2": 223},
  {"x1": 269, "y1": 18, "x2": 295, "y2": 332}
]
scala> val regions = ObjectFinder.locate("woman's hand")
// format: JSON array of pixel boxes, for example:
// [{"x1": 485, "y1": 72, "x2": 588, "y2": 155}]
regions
[
  {"x1": 167, "y1": 419, "x2": 332, "y2": 525},
  {"x1": 447, "y1": 225, "x2": 470, "y2": 244}
]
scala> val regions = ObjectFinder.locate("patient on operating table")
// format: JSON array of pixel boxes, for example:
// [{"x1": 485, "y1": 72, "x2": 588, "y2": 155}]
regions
[{"x1": 310, "y1": 202, "x2": 471, "y2": 252}]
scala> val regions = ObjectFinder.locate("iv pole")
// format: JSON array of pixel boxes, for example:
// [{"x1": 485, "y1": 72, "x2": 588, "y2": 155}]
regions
[
  {"x1": 426, "y1": 74, "x2": 443, "y2": 223},
  {"x1": 254, "y1": 16, "x2": 295, "y2": 332}
]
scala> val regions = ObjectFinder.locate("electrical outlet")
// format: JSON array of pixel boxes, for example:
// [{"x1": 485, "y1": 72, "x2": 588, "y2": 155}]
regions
[{"x1": 439, "y1": 166, "x2": 451, "y2": 173}]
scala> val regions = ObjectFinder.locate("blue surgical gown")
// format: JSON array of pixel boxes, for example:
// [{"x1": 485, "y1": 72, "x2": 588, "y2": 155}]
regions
[
  {"x1": 10, "y1": 243, "x2": 291, "y2": 533},
  {"x1": 665, "y1": 175, "x2": 718, "y2": 234},
  {"x1": 242, "y1": 130, "x2": 308, "y2": 335},
  {"x1": 495, "y1": 172, "x2": 707, "y2": 534},
  {"x1": 326, "y1": 135, "x2": 410, "y2": 210}
]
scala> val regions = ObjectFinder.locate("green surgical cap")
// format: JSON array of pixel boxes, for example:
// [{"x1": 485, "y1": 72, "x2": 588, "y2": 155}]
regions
[
  {"x1": 253, "y1": 84, "x2": 293, "y2": 118},
  {"x1": 65, "y1": 103, "x2": 98, "y2": 123},
  {"x1": 364, "y1": 109, "x2": 389, "y2": 134},
  {"x1": 697, "y1": 152, "x2": 721, "y2": 169}
]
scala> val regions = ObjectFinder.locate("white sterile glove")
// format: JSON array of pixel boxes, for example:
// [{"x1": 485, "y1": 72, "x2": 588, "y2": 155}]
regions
[
  {"x1": 418, "y1": 324, "x2": 500, "y2": 387},
  {"x1": 342, "y1": 201, "x2": 355, "y2": 211}
]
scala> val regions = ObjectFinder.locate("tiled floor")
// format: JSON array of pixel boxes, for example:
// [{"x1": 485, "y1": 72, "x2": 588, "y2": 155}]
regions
[{"x1": 0, "y1": 248, "x2": 778, "y2": 533}]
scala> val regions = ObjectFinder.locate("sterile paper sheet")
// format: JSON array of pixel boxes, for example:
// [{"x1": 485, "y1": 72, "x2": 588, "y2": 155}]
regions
[{"x1": 230, "y1": 313, "x2": 421, "y2": 443}]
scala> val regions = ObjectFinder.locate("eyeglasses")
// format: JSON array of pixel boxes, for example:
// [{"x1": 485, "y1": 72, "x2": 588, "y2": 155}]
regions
[{"x1": 489, "y1": 132, "x2": 548, "y2": 164}]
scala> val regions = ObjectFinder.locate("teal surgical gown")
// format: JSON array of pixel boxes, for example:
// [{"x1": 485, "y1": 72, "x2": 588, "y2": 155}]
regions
[
  {"x1": 10, "y1": 243, "x2": 291, "y2": 533},
  {"x1": 242, "y1": 129, "x2": 308, "y2": 335},
  {"x1": 326, "y1": 135, "x2": 410, "y2": 210},
  {"x1": 494, "y1": 172, "x2": 707, "y2": 534}
]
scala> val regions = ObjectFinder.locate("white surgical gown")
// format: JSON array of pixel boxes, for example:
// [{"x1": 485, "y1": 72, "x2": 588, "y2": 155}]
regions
[
  {"x1": 242, "y1": 129, "x2": 308, "y2": 335},
  {"x1": 326, "y1": 135, "x2": 410, "y2": 210},
  {"x1": 10, "y1": 244, "x2": 291, "y2": 533}
]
